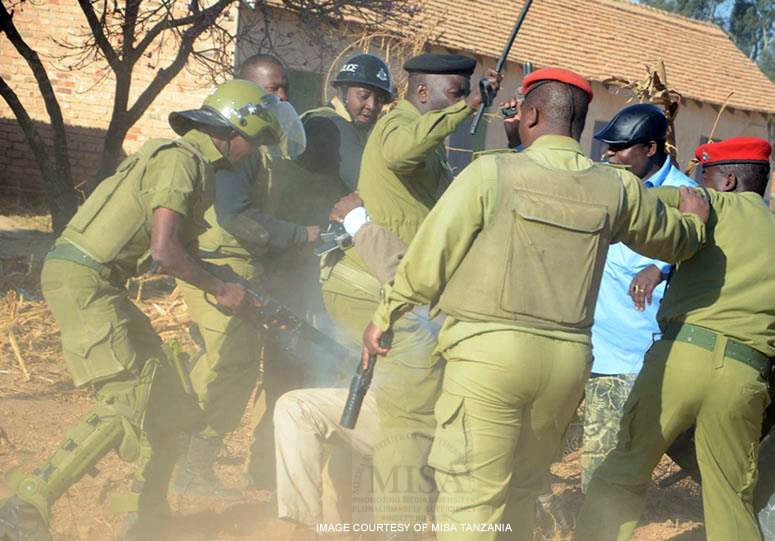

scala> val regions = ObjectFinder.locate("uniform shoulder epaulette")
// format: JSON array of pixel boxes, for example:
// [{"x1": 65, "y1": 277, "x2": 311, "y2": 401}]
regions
[{"x1": 472, "y1": 148, "x2": 516, "y2": 162}]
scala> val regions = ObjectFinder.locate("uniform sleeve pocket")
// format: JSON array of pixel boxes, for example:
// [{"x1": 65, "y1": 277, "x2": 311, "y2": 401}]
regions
[{"x1": 428, "y1": 394, "x2": 470, "y2": 474}]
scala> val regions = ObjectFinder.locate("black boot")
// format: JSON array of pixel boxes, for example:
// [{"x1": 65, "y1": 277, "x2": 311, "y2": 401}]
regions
[
  {"x1": 172, "y1": 435, "x2": 242, "y2": 499},
  {"x1": 0, "y1": 497, "x2": 51, "y2": 541}
]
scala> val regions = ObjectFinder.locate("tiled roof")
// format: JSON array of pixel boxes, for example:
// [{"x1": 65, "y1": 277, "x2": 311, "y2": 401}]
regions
[{"x1": 419, "y1": 0, "x2": 775, "y2": 114}]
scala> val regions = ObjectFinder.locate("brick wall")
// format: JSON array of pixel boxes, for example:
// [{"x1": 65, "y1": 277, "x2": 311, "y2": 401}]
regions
[{"x1": 0, "y1": 0, "x2": 238, "y2": 203}]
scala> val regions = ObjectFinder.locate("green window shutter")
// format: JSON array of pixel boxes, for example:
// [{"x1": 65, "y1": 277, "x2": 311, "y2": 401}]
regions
[{"x1": 288, "y1": 70, "x2": 324, "y2": 113}]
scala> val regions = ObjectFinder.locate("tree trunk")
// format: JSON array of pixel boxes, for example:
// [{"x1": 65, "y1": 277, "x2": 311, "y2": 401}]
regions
[
  {"x1": 0, "y1": 77, "x2": 77, "y2": 235},
  {"x1": 91, "y1": 121, "x2": 129, "y2": 193},
  {"x1": 1, "y1": 2, "x2": 77, "y2": 234},
  {"x1": 44, "y1": 169, "x2": 79, "y2": 235}
]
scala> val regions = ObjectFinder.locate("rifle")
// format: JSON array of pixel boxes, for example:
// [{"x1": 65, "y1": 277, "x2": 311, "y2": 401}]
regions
[
  {"x1": 203, "y1": 260, "x2": 356, "y2": 384},
  {"x1": 340, "y1": 331, "x2": 393, "y2": 429},
  {"x1": 470, "y1": 0, "x2": 535, "y2": 135}
]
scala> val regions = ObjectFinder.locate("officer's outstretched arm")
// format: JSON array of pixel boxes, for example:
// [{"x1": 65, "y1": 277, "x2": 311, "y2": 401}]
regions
[
  {"x1": 613, "y1": 173, "x2": 708, "y2": 264},
  {"x1": 150, "y1": 207, "x2": 245, "y2": 312},
  {"x1": 380, "y1": 101, "x2": 473, "y2": 174}
]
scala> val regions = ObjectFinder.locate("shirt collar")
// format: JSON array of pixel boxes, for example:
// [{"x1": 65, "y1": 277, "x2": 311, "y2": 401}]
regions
[
  {"x1": 183, "y1": 129, "x2": 227, "y2": 167},
  {"x1": 331, "y1": 95, "x2": 373, "y2": 137},
  {"x1": 643, "y1": 156, "x2": 672, "y2": 188},
  {"x1": 397, "y1": 98, "x2": 421, "y2": 118},
  {"x1": 528, "y1": 135, "x2": 584, "y2": 154},
  {"x1": 330, "y1": 95, "x2": 353, "y2": 123}
]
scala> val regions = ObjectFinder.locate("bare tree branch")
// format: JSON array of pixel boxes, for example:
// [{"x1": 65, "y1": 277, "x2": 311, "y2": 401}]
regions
[
  {"x1": 126, "y1": 0, "x2": 234, "y2": 126},
  {"x1": 0, "y1": 2, "x2": 77, "y2": 232},
  {"x1": 132, "y1": 3, "x2": 220, "y2": 58},
  {"x1": 77, "y1": 0, "x2": 120, "y2": 68},
  {"x1": 0, "y1": 76, "x2": 56, "y2": 185},
  {"x1": 122, "y1": 0, "x2": 140, "y2": 62}
]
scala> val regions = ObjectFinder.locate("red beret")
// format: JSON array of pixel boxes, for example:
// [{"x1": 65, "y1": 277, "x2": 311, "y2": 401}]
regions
[
  {"x1": 695, "y1": 137, "x2": 772, "y2": 167},
  {"x1": 521, "y1": 68, "x2": 593, "y2": 102}
]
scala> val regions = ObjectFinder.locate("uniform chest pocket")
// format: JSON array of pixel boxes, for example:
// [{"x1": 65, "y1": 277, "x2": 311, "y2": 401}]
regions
[{"x1": 500, "y1": 191, "x2": 609, "y2": 326}]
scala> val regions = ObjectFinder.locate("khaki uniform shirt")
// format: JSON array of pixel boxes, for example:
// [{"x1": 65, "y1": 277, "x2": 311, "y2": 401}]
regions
[
  {"x1": 340, "y1": 99, "x2": 473, "y2": 275},
  {"x1": 656, "y1": 188, "x2": 775, "y2": 356},
  {"x1": 60, "y1": 129, "x2": 222, "y2": 280},
  {"x1": 372, "y1": 136, "x2": 706, "y2": 352}
]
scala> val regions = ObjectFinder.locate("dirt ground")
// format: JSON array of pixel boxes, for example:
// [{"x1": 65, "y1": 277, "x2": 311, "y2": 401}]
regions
[{"x1": 0, "y1": 212, "x2": 705, "y2": 540}]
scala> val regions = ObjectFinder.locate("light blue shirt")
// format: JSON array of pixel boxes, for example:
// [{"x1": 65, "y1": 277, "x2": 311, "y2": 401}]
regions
[{"x1": 591, "y1": 158, "x2": 697, "y2": 375}]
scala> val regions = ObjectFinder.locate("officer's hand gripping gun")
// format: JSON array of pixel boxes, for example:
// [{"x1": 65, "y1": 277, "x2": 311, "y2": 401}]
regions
[
  {"x1": 340, "y1": 331, "x2": 393, "y2": 429},
  {"x1": 314, "y1": 222, "x2": 353, "y2": 257},
  {"x1": 203, "y1": 261, "x2": 355, "y2": 384}
]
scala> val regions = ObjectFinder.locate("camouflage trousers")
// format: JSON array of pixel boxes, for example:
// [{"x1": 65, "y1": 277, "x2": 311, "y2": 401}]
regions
[{"x1": 581, "y1": 373, "x2": 638, "y2": 493}]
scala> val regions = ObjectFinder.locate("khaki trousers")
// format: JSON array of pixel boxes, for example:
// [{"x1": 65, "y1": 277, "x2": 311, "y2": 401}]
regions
[
  {"x1": 25, "y1": 259, "x2": 197, "y2": 521},
  {"x1": 274, "y1": 388, "x2": 378, "y2": 526},
  {"x1": 576, "y1": 338, "x2": 770, "y2": 541},
  {"x1": 322, "y1": 263, "x2": 442, "y2": 526},
  {"x1": 178, "y1": 256, "x2": 262, "y2": 437},
  {"x1": 430, "y1": 331, "x2": 590, "y2": 541}
]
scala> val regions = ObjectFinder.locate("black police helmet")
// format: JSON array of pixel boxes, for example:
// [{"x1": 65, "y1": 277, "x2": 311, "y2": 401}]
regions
[
  {"x1": 332, "y1": 54, "x2": 394, "y2": 102},
  {"x1": 594, "y1": 103, "x2": 668, "y2": 146}
]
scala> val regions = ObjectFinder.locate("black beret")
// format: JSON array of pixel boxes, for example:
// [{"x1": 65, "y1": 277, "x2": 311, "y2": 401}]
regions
[{"x1": 403, "y1": 53, "x2": 477, "y2": 76}]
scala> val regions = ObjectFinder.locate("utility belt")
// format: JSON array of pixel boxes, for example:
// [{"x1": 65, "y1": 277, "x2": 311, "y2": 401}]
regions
[
  {"x1": 662, "y1": 322, "x2": 772, "y2": 380},
  {"x1": 46, "y1": 242, "x2": 112, "y2": 276}
]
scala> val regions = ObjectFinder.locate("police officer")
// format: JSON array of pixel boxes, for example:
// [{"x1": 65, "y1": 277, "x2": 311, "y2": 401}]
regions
[
  {"x1": 264, "y1": 52, "x2": 395, "y2": 356},
  {"x1": 580, "y1": 103, "x2": 696, "y2": 492},
  {"x1": 297, "y1": 53, "x2": 394, "y2": 193},
  {"x1": 244, "y1": 54, "x2": 395, "y2": 488},
  {"x1": 362, "y1": 67, "x2": 709, "y2": 540},
  {"x1": 577, "y1": 137, "x2": 775, "y2": 541},
  {"x1": 0, "y1": 79, "x2": 293, "y2": 540},
  {"x1": 320, "y1": 52, "x2": 501, "y2": 528},
  {"x1": 173, "y1": 54, "x2": 311, "y2": 498}
]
